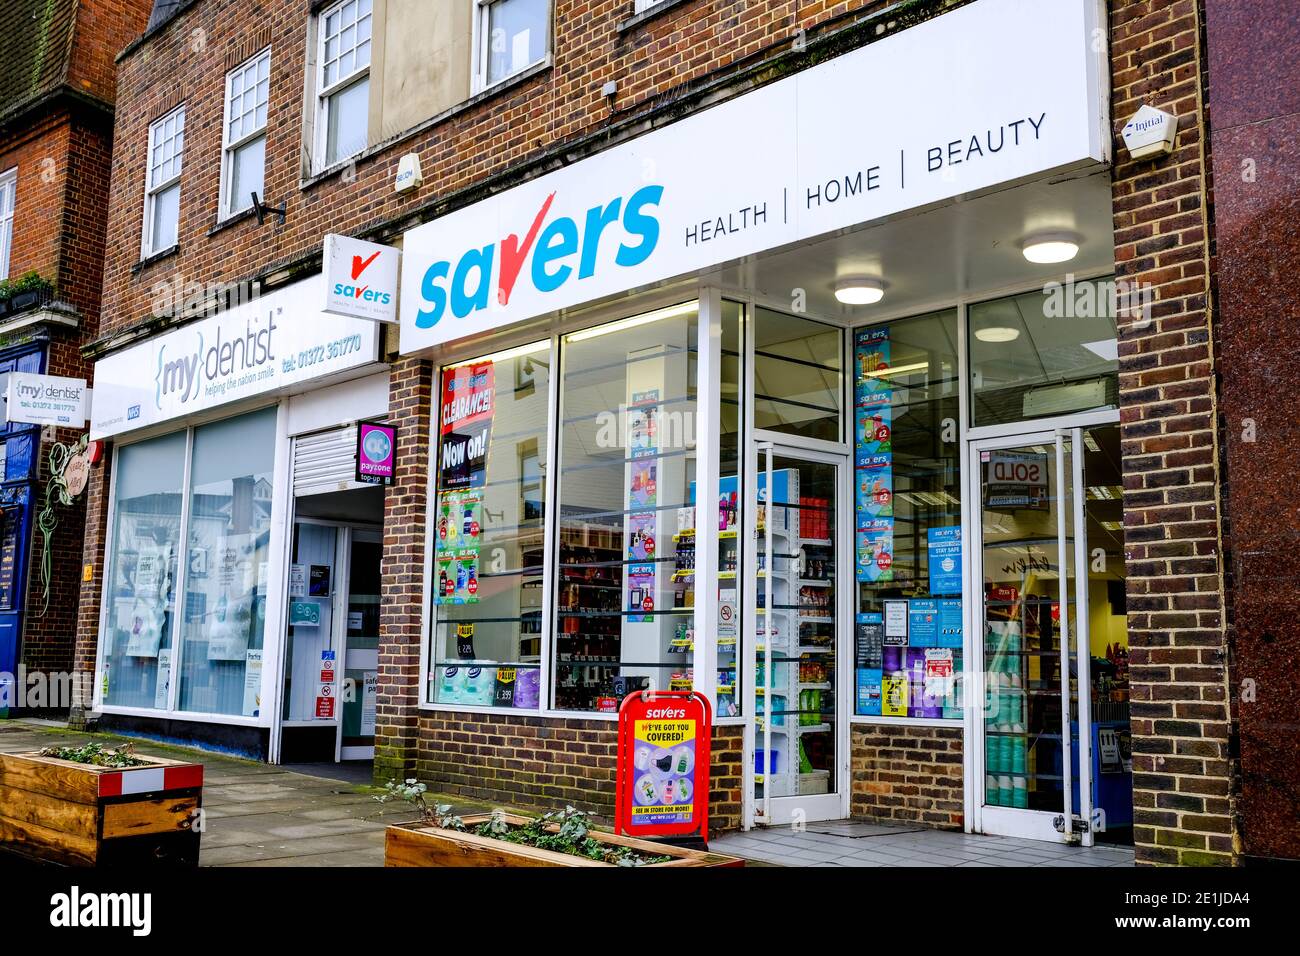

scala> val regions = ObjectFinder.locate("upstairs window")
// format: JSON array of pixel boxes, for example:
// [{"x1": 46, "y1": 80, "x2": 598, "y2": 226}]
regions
[
  {"x1": 222, "y1": 48, "x2": 270, "y2": 218},
  {"x1": 143, "y1": 107, "x2": 185, "y2": 256},
  {"x1": 0, "y1": 167, "x2": 15, "y2": 280},
  {"x1": 316, "y1": 0, "x2": 372, "y2": 170},
  {"x1": 474, "y1": 0, "x2": 550, "y2": 91}
]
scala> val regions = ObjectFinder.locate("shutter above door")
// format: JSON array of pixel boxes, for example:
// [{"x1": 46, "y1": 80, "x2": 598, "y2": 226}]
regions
[{"x1": 293, "y1": 425, "x2": 365, "y2": 496}]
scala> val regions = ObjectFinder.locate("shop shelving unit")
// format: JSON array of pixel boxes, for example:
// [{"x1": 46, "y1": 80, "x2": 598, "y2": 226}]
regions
[{"x1": 755, "y1": 469, "x2": 835, "y2": 802}]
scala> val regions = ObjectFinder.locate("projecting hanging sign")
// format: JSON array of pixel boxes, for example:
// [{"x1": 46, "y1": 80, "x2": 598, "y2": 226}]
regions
[
  {"x1": 5, "y1": 373, "x2": 89, "y2": 427},
  {"x1": 323, "y1": 234, "x2": 400, "y2": 323},
  {"x1": 399, "y1": 0, "x2": 1109, "y2": 353}
]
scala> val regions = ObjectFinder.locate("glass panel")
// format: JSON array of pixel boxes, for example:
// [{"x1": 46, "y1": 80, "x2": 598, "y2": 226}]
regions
[
  {"x1": 1081, "y1": 424, "x2": 1131, "y2": 842},
  {"x1": 429, "y1": 342, "x2": 551, "y2": 710},
  {"x1": 102, "y1": 432, "x2": 187, "y2": 709},
  {"x1": 485, "y1": 0, "x2": 549, "y2": 85},
  {"x1": 342, "y1": 535, "x2": 381, "y2": 746},
  {"x1": 853, "y1": 312, "x2": 963, "y2": 719},
  {"x1": 149, "y1": 183, "x2": 180, "y2": 253},
  {"x1": 177, "y1": 408, "x2": 277, "y2": 715},
  {"x1": 969, "y1": 279, "x2": 1118, "y2": 426},
  {"x1": 753, "y1": 307, "x2": 841, "y2": 442},
  {"x1": 980, "y1": 438, "x2": 1074, "y2": 814},
  {"x1": 553, "y1": 303, "x2": 697, "y2": 712},
  {"x1": 227, "y1": 134, "x2": 265, "y2": 214},
  {"x1": 326, "y1": 76, "x2": 369, "y2": 166},
  {"x1": 281, "y1": 522, "x2": 338, "y2": 721},
  {"x1": 755, "y1": 455, "x2": 837, "y2": 803},
  {"x1": 714, "y1": 300, "x2": 744, "y2": 716}
]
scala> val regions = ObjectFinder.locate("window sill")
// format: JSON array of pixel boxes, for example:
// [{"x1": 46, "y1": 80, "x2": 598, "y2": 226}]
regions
[
  {"x1": 472, "y1": 54, "x2": 553, "y2": 100},
  {"x1": 131, "y1": 243, "x2": 180, "y2": 276},
  {"x1": 207, "y1": 206, "x2": 258, "y2": 237},
  {"x1": 618, "y1": 0, "x2": 693, "y2": 33}
]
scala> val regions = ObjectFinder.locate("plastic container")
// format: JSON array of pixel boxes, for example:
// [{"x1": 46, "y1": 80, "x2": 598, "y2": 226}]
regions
[{"x1": 754, "y1": 749, "x2": 781, "y2": 774}]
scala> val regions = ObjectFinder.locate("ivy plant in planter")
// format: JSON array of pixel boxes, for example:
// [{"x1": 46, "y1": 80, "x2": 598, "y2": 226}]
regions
[
  {"x1": 0, "y1": 271, "x2": 55, "y2": 316},
  {"x1": 377, "y1": 779, "x2": 741, "y2": 868}
]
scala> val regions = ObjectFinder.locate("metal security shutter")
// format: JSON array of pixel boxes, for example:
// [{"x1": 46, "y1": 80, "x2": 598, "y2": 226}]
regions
[{"x1": 293, "y1": 425, "x2": 365, "y2": 496}]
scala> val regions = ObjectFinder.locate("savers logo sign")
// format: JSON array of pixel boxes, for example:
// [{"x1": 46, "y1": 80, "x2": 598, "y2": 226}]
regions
[
  {"x1": 323, "y1": 234, "x2": 400, "y2": 323},
  {"x1": 411, "y1": 184, "x2": 663, "y2": 332}
]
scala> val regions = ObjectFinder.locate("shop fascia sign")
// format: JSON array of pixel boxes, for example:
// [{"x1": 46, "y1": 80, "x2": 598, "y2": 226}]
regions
[
  {"x1": 399, "y1": 0, "x2": 1110, "y2": 354},
  {"x1": 5, "y1": 372, "x2": 89, "y2": 427},
  {"x1": 323, "y1": 234, "x2": 400, "y2": 323},
  {"x1": 90, "y1": 273, "x2": 381, "y2": 440}
]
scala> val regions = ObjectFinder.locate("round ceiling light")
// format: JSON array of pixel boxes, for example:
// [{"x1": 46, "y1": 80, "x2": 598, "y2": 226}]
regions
[
  {"x1": 974, "y1": 326, "x2": 1021, "y2": 343},
  {"x1": 1021, "y1": 232, "x2": 1081, "y2": 264},
  {"x1": 834, "y1": 278, "x2": 885, "y2": 306}
]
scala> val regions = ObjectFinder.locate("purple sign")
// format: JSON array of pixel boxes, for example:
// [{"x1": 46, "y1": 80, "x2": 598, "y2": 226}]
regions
[{"x1": 356, "y1": 421, "x2": 396, "y2": 485}]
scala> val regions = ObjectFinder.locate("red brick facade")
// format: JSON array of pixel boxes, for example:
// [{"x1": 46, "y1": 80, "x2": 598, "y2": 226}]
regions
[
  {"x1": 79, "y1": 0, "x2": 1260, "y2": 864},
  {"x1": 0, "y1": 0, "x2": 151, "y2": 699}
]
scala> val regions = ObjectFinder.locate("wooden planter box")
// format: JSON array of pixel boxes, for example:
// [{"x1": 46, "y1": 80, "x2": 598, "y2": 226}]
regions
[
  {"x1": 386, "y1": 813, "x2": 742, "y2": 867},
  {"x1": 0, "y1": 750, "x2": 203, "y2": 866}
]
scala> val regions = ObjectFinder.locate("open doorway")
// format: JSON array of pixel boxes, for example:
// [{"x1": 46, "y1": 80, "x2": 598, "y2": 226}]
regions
[{"x1": 274, "y1": 485, "x2": 384, "y2": 778}]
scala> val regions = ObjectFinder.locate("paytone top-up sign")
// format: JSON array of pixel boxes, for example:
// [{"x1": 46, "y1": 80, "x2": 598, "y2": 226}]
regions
[
  {"x1": 399, "y1": 0, "x2": 1109, "y2": 353},
  {"x1": 91, "y1": 273, "x2": 381, "y2": 439}
]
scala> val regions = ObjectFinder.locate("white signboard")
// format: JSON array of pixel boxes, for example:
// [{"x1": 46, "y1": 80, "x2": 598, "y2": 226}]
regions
[
  {"x1": 6, "y1": 372, "x2": 89, "y2": 426},
  {"x1": 323, "y1": 234, "x2": 400, "y2": 323},
  {"x1": 90, "y1": 274, "x2": 381, "y2": 439},
  {"x1": 399, "y1": 0, "x2": 1108, "y2": 353}
]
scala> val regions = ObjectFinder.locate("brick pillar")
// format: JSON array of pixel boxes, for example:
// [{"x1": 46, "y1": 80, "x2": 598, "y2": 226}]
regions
[
  {"x1": 374, "y1": 358, "x2": 432, "y2": 785},
  {"x1": 69, "y1": 447, "x2": 113, "y2": 729},
  {"x1": 1110, "y1": 0, "x2": 1235, "y2": 864}
]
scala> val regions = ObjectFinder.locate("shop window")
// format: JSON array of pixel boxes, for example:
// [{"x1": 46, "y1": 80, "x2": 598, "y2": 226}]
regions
[
  {"x1": 853, "y1": 310, "x2": 963, "y2": 720},
  {"x1": 316, "y1": 0, "x2": 372, "y2": 170},
  {"x1": 552, "y1": 303, "x2": 701, "y2": 713},
  {"x1": 142, "y1": 106, "x2": 185, "y2": 256},
  {"x1": 176, "y1": 409, "x2": 277, "y2": 716},
  {"x1": 753, "y1": 307, "x2": 842, "y2": 443},
  {"x1": 221, "y1": 48, "x2": 270, "y2": 219},
  {"x1": 968, "y1": 278, "x2": 1118, "y2": 426},
  {"x1": 474, "y1": 0, "x2": 551, "y2": 91},
  {"x1": 102, "y1": 431, "x2": 187, "y2": 710},
  {"x1": 0, "y1": 167, "x2": 15, "y2": 280},
  {"x1": 428, "y1": 341, "x2": 552, "y2": 710}
]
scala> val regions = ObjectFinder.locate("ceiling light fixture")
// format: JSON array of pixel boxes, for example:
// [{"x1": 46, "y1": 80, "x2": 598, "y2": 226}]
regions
[
  {"x1": 974, "y1": 326, "x2": 1021, "y2": 343},
  {"x1": 834, "y1": 277, "x2": 885, "y2": 306},
  {"x1": 1021, "y1": 231, "x2": 1081, "y2": 264}
]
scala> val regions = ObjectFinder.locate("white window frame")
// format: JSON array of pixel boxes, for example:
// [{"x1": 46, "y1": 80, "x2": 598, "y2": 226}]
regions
[
  {"x1": 314, "y1": 0, "x2": 373, "y2": 173},
  {"x1": 141, "y1": 105, "x2": 185, "y2": 258},
  {"x1": 472, "y1": 0, "x2": 553, "y2": 94},
  {"x1": 220, "y1": 47, "x2": 271, "y2": 220},
  {"x1": 0, "y1": 167, "x2": 16, "y2": 281},
  {"x1": 634, "y1": 0, "x2": 666, "y2": 13}
]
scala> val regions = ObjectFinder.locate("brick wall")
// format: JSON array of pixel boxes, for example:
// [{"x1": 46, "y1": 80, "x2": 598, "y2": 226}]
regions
[
  {"x1": 1110, "y1": 0, "x2": 1234, "y2": 865},
  {"x1": 410, "y1": 712, "x2": 742, "y2": 832},
  {"x1": 850, "y1": 725, "x2": 964, "y2": 828}
]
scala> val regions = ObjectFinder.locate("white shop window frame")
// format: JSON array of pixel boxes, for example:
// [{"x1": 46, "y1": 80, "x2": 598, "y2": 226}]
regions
[
  {"x1": 418, "y1": 287, "x2": 728, "y2": 722},
  {"x1": 0, "y1": 166, "x2": 16, "y2": 281},
  {"x1": 219, "y1": 46, "x2": 272, "y2": 221},
  {"x1": 92, "y1": 401, "x2": 292, "y2": 728},
  {"x1": 140, "y1": 105, "x2": 185, "y2": 258},
  {"x1": 313, "y1": 0, "x2": 373, "y2": 173},
  {"x1": 471, "y1": 0, "x2": 554, "y2": 94}
]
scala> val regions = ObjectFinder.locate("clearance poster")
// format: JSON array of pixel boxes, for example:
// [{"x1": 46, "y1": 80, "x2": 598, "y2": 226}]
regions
[
  {"x1": 436, "y1": 362, "x2": 494, "y2": 605},
  {"x1": 855, "y1": 326, "x2": 895, "y2": 583},
  {"x1": 629, "y1": 713, "x2": 698, "y2": 828}
]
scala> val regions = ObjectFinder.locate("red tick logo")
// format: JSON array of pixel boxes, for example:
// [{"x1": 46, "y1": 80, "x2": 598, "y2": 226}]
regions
[
  {"x1": 351, "y1": 250, "x2": 382, "y2": 280},
  {"x1": 498, "y1": 191, "x2": 556, "y2": 306}
]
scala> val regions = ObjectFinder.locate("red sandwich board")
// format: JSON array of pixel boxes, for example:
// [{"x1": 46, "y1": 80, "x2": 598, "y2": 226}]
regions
[{"x1": 615, "y1": 690, "x2": 712, "y2": 839}]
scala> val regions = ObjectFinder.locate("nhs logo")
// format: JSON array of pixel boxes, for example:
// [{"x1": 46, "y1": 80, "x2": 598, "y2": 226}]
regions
[{"x1": 127, "y1": 405, "x2": 141, "y2": 420}]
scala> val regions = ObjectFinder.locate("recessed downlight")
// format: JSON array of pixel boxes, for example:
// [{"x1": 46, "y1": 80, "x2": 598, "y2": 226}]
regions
[
  {"x1": 1021, "y1": 231, "x2": 1081, "y2": 264},
  {"x1": 834, "y1": 277, "x2": 885, "y2": 305}
]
